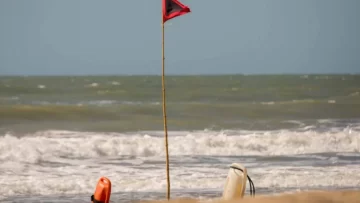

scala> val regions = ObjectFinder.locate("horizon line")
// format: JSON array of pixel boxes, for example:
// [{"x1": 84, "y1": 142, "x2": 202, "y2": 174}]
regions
[{"x1": 0, "y1": 72, "x2": 360, "y2": 77}]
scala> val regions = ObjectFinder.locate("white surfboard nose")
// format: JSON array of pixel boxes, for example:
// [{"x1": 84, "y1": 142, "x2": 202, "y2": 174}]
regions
[{"x1": 222, "y1": 163, "x2": 248, "y2": 200}]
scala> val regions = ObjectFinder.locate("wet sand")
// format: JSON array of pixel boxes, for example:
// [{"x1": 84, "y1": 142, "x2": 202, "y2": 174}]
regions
[{"x1": 141, "y1": 190, "x2": 360, "y2": 203}]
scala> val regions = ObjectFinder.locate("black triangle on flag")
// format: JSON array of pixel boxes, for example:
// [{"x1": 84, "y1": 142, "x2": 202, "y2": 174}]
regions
[{"x1": 162, "y1": 0, "x2": 190, "y2": 23}]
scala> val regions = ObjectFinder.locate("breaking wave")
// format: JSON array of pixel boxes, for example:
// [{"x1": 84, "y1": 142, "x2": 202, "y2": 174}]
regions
[
  {"x1": 1, "y1": 128, "x2": 359, "y2": 164},
  {"x1": 1, "y1": 128, "x2": 360, "y2": 199}
]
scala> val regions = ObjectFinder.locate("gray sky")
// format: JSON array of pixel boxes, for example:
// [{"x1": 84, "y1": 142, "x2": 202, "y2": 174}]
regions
[{"x1": 0, "y1": 0, "x2": 359, "y2": 75}]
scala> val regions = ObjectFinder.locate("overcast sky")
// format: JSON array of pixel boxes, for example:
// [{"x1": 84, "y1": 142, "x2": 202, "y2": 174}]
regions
[{"x1": 0, "y1": 0, "x2": 359, "y2": 75}]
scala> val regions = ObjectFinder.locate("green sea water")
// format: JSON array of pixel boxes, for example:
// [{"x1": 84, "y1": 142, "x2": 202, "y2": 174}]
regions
[{"x1": 1, "y1": 74, "x2": 360, "y2": 133}]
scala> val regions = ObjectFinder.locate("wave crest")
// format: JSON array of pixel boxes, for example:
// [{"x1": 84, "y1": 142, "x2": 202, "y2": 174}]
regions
[{"x1": 1, "y1": 128, "x2": 359, "y2": 164}]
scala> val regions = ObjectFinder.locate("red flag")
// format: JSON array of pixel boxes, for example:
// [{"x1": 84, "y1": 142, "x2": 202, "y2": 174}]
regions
[{"x1": 162, "y1": 0, "x2": 191, "y2": 23}]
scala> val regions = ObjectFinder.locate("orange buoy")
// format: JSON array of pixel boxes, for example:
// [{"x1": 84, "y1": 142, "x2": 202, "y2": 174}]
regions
[{"x1": 91, "y1": 177, "x2": 111, "y2": 203}]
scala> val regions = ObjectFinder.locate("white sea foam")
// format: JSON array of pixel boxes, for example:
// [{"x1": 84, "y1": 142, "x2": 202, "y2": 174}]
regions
[
  {"x1": 1, "y1": 159, "x2": 360, "y2": 199},
  {"x1": 0, "y1": 128, "x2": 359, "y2": 198},
  {"x1": 85, "y1": 83, "x2": 99, "y2": 87},
  {"x1": 1, "y1": 128, "x2": 359, "y2": 162},
  {"x1": 0, "y1": 126, "x2": 360, "y2": 162},
  {"x1": 80, "y1": 100, "x2": 118, "y2": 106}
]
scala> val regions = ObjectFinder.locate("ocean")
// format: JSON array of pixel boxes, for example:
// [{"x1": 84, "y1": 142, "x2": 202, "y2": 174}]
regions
[{"x1": 0, "y1": 75, "x2": 360, "y2": 202}]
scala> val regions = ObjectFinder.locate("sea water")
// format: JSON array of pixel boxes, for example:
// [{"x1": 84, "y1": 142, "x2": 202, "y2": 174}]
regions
[{"x1": 1, "y1": 75, "x2": 360, "y2": 202}]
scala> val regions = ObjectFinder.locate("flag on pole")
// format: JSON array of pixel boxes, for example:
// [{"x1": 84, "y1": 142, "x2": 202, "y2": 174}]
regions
[
  {"x1": 162, "y1": 0, "x2": 191, "y2": 23},
  {"x1": 161, "y1": 0, "x2": 190, "y2": 200}
]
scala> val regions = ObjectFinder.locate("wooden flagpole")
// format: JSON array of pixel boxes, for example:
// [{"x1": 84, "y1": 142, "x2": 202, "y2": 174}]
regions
[{"x1": 161, "y1": 20, "x2": 171, "y2": 200}]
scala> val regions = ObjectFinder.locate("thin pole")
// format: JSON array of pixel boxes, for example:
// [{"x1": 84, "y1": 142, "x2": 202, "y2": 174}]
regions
[{"x1": 161, "y1": 21, "x2": 171, "y2": 200}]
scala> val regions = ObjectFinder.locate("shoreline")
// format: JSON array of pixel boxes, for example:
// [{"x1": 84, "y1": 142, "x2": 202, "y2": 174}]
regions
[{"x1": 142, "y1": 189, "x2": 360, "y2": 203}]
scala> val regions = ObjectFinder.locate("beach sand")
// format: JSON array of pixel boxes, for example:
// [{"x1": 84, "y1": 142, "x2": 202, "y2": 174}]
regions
[{"x1": 141, "y1": 190, "x2": 360, "y2": 203}]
